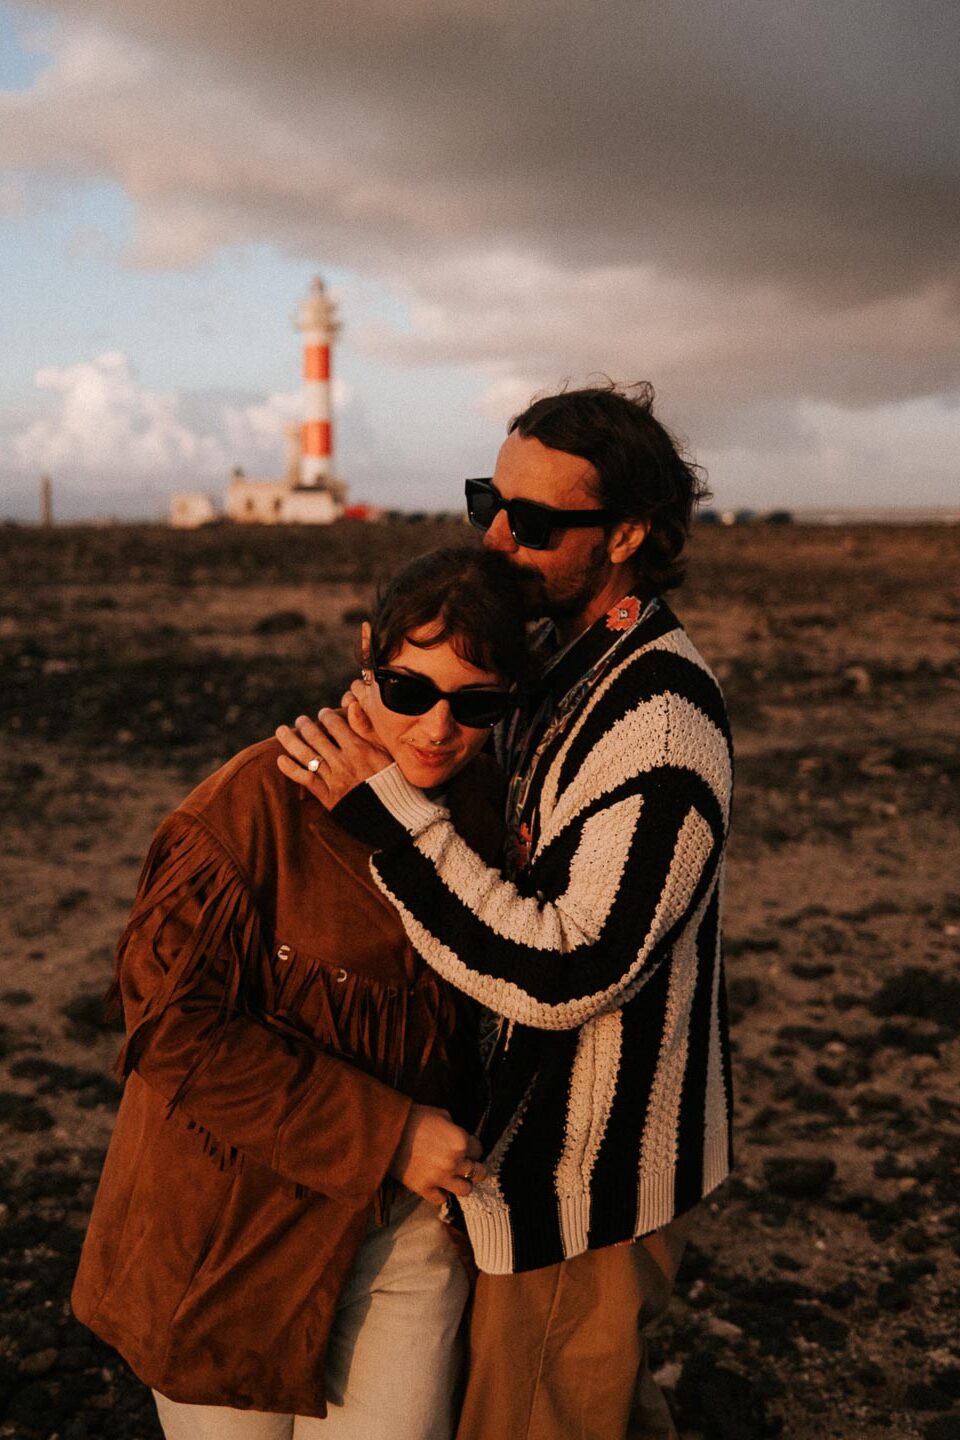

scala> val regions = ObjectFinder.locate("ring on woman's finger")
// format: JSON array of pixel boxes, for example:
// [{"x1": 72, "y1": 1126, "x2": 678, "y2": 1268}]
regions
[
  {"x1": 307, "y1": 756, "x2": 323, "y2": 773},
  {"x1": 462, "y1": 1160, "x2": 475, "y2": 1182}
]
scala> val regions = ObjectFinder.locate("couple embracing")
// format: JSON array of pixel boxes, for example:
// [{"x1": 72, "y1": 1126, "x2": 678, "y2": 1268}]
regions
[{"x1": 73, "y1": 382, "x2": 734, "y2": 1440}]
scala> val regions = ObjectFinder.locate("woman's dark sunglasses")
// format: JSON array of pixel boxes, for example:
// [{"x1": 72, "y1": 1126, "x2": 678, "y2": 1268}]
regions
[
  {"x1": 465, "y1": 478, "x2": 614, "y2": 551},
  {"x1": 373, "y1": 668, "x2": 514, "y2": 728}
]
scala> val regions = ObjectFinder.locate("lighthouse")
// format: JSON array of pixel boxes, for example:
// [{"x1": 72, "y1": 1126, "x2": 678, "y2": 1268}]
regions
[
  {"x1": 183, "y1": 275, "x2": 349, "y2": 527},
  {"x1": 295, "y1": 276, "x2": 340, "y2": 488}
]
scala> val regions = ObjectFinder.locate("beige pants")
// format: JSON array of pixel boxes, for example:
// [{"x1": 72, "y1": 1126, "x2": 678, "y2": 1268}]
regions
[
  {"x1": 456, "y1": 1214, "x2": 691, "y2": 1440},
  {"x1": 155, "y1": 1193, "x2": 470, "y2": 1440}
]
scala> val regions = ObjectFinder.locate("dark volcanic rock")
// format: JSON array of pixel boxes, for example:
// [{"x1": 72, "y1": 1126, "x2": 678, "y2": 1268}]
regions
[
  {"x1": 868, "y1": 966, "x2": 960, "y2": 1025},
  {"x1": 775, "y1": 1024, "x2": 841, "y2": 1051},
  {"x1": 906, "y1": 1381, "x2": 955, "y2": 1410},
  {"x1": 925, "y1": 1419, "x2": 960, "y2": 1440},
  {"x1": 727, "y1": 977, "x2": 761, "y2": 1021},
  {"x1": 771, "y1": 1251, "x2": 804, "y2": 1272},
  {"x1": 0, "y1": 1092, "x2": 54, "y2": 1132},
  {"x1": 61, "y1": 990, "x2": 123, "y2": 1043},
  {"x1": 789, "y1": 960, "x2": 836, "y2": 980},
  {"x1": 763, "y1": 1156, "x2": 836, "y2": 1198},
  {"x1": 675, "y1": 1353, "x2": 782, "y2": 1438},
  {"x1": 876, "y1": 1280, "x2": 913, "y2": 1312},
  {"x1": 252, "y1": 608, "x2": 308, "y2": 635}
]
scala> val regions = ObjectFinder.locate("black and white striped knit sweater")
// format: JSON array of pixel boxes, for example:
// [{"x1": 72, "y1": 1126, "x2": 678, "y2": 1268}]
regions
[{"x1": 334, "y1": 598, "x2": 734, "y2": 1274}]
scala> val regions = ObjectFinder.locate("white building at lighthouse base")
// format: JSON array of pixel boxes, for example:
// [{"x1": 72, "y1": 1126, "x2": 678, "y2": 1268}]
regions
[{"x1": 225, "y1": 424, "x2": 345, "y2": 524}]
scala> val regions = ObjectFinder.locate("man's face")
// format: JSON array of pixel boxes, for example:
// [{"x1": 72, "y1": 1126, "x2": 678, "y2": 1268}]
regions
[{"x1": 482, "y1": 431, "x2": 612, "y2": 621}]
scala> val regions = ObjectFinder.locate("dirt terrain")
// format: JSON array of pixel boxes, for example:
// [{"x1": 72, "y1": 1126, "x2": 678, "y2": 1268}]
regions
[{"x1": 1, "y1": 519, "x2": 958, "y2": 1440}]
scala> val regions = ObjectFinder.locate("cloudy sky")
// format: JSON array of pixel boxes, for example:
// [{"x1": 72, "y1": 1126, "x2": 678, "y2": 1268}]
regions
[{"x1": 1, "y1": 0, "x2": 957, "y2": 519}]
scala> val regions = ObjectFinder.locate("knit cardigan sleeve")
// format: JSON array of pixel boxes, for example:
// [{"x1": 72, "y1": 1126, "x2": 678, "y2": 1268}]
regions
[
  {"x1": 332, "y1": 673, "x2": 733, "y2": 1032},
  {"x1": 113, "y1": 810, "x2": 412, "y2": 1201}
]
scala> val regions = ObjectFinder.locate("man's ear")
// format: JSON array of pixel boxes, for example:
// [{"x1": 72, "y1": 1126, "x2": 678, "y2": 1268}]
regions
[{"x1": 607, "y1": 517, "x2": 649, "y2": 567}]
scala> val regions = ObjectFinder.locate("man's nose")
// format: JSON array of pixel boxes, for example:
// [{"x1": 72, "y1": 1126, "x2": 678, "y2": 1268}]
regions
[
  {"x1": 422, "y1": 700, "x2": 457, "y2": 741},
  {"x1": 482, "y1": 509, "x2": 518, "y2": 554}
]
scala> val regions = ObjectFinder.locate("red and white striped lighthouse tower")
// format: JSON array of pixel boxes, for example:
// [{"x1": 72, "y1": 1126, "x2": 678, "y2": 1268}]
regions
[{"x1": 295, "y1": 276, "x2": 340, "y2": 487}]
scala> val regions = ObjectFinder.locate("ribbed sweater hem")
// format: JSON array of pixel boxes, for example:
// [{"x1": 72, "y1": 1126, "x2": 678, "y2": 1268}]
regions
[{"x1": 461, "y1": 1161, "x2": 733, "y2": 1275}]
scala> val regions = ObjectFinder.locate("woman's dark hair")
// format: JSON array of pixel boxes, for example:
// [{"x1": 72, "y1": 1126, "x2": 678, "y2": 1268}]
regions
[
  {"x1": 371, "y1": 547, "x2": 529, "y2": 683},
  {"x1": 509, "y1": 380, "x2": 710, "y2": 594}
]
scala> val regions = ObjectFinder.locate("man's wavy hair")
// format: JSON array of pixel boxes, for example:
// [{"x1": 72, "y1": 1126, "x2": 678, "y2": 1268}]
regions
[{"x1": 509, "y1": 381, "x2": 710, "y2": 595}]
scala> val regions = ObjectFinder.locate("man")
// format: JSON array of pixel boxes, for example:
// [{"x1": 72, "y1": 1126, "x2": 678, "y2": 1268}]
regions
[{"x1": 278, "y1": 382, "x2": 734, "y2": 1440}]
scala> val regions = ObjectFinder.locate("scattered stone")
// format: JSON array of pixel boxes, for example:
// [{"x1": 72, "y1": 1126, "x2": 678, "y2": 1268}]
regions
[
  {"x1": 725, "y1": 936, "x2": 781, "y2": 956},
  {"x1": 748, "y1": 1106, "x2": 780, "y2": 1132},
  {"x1": 763, "y1": 1156, "x2": 836, "y2": 1199},
  {"x1": 18, "y1": 1347, "x2": 58, "y2": 1377},
  {"x1": 730, "y1": 1277, "x2": 816, "y2": 1304},
  {"x1": 0, "y1": 989, "x2": 34, "y2": 1006},
  {"x1": 935, "y1": 1369, "x2": 960, "y2": 1401},
  {"x1": 771, "y1": 1251, "x2": 803, "y2": 1272},
  {"x1": 868, "y1": 967, "x2": 960, "y2": 1025},
  {"x1": 727, "y1": 976, "x2": 761, "y2": 1017},
  {"x1": 675, "y1": 1352, "x2": 782, "y2": 1438},
  {"x1": 876, "y1": 1280, "x2": 913, "y2": 1312},
  {"x1": 56, "y1": 887, "x2": 91, "y2": 911},
  {"x1": 252, "y1": 609, "x2": 308, "y2": 635},
  {"x1": 857, "y1": 1361, "x2": 887, "y2": 1387},
  {"x1": 844, "y1": 664, "x2": 872, "y2": 694},
  {"x1": 924, "y1": 1418, "x2": 960, "y2": 1440},
  {"x1": 775, "y1": 1024, "x2": 841, "y2": 1051},
  {"x1": 891, "y1": 1257, "x2": 937, "y2": 1283},
  {"x1": 906, "y1": 1381, "x2": 954, "y2": 1411},
  {"x1": 789, "y1": 960, "x2": 835, "y2": 980},
  {"x1": 877, "y1": 1021, "x2": 942, "y2": 1056},
  {"x1": 705, "y1": 1315, "x2": 745, "y2": 1341},
  {"x1": 61, "y1": 991, "x2": 123, "y2": 1042},
  {"x1": 0, "y1": 1092, "x2": 55, "y2": 1132},
  {"x1": 821, "y1": 1279, "x2": 862, "y2": 1310},
  {"x1": 651, "y1": 1360, "x2": 682, "y2": 1390},
  {"x1": 3, "y1": 1379, "x2": 61, "y2": 1430},
  {"x1": 814, "y1": 1060, "x2": 857, "y2": 1087}
]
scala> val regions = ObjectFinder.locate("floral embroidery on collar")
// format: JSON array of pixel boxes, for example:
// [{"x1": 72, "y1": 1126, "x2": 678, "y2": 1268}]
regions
[{"x1": 605, "y1": 595, "x2": 642, "y2": 631}]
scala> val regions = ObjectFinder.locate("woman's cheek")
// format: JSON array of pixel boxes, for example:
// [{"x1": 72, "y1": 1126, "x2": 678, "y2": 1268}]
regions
[{"x1": 461, "y1": 729, "x2": 490, "y2": 764}]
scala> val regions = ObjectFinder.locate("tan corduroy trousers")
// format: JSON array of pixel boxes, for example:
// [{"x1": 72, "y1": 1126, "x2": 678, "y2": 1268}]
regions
[{"x1": 456, "y1": 1214, "x2": 691, "y2": 1440}]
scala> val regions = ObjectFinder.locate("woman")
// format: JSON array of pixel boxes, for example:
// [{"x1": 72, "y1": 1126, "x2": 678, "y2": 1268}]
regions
[{"x1": 72, "y1": 547, "x2": 528, "y2": 1440}]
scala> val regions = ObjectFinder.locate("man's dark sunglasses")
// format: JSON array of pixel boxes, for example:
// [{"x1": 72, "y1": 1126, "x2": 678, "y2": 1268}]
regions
[
  {"x1": 373, "y1": 668, "x2": 514, "y2": 728},
  {"x1": 465, "y1": 478, "x2": 615, "y2": 551}
]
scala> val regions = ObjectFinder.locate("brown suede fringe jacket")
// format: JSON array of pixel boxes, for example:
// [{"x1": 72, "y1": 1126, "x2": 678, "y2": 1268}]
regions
[{"x1": 72, "y1": 738, "x2": 503, "y2": 1417}]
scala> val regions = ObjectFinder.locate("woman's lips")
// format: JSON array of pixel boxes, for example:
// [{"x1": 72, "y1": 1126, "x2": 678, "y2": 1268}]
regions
[{"x1": 409, "y1": 743, "x2": 457, "y2": 767}]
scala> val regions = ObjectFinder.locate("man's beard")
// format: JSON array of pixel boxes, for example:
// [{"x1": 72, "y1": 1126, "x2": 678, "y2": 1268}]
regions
[{"x1": 510, "y1": 537, "x2": 610, "y2": 622}]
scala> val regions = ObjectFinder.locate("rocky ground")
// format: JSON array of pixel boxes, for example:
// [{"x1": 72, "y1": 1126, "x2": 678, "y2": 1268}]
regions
[{"x1": 0, "y1": 519, "x2": 958, "y2": 1440}]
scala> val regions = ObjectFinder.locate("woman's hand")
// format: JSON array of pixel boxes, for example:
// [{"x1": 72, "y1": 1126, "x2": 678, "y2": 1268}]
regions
[
  {"x1": 389, "y1": 1103, "x2": 486, "y2": 1206},
  {"x1": 276, "y1": 708, "x2": 391, "y2": 810}
]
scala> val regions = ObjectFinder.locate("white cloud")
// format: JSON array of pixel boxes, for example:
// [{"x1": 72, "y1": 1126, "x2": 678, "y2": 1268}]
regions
[{"x1": 4, "y1": 352, "x2": 352, "y2": 492}]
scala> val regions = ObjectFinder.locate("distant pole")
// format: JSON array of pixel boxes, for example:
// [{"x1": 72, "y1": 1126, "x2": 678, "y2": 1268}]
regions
[
  {"x1": 295, "y1": 276, "x2": 340, "y2": 488},
  {"x1": 40, "y1": 475, "x2": 53, "y2": 528}
]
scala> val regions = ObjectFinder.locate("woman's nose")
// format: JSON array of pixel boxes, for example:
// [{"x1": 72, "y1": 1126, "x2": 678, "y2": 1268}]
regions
[{"x1": 422, "y1": 700, "x2": 457, "y2": 741}]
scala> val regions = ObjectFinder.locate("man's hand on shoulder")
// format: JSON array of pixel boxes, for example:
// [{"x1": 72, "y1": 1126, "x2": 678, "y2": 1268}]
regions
[{"x1": 275, "y1": 707, "x2": 391, "y2": 810}]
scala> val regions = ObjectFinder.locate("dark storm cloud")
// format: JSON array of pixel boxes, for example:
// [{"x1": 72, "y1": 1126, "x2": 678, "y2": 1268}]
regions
[{"x1": 16, "y1": 0, "x2": 960, "y2": 302}]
